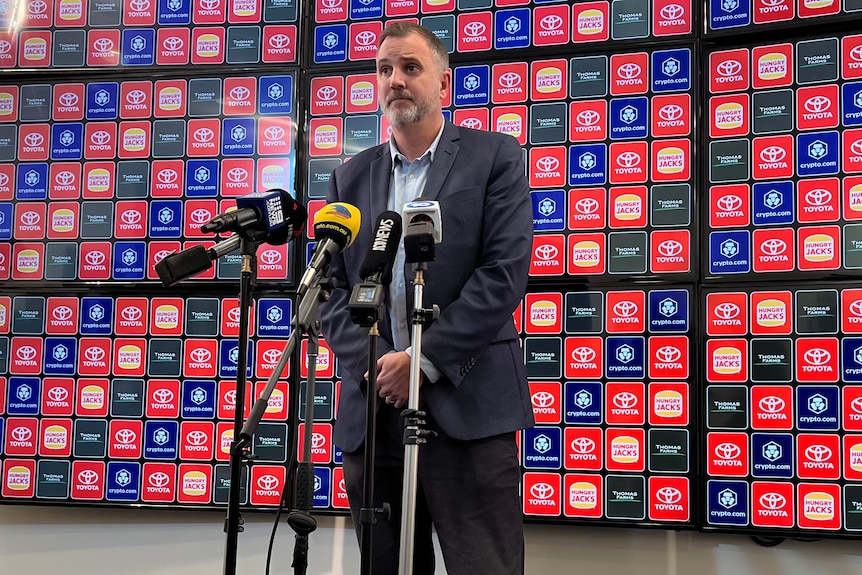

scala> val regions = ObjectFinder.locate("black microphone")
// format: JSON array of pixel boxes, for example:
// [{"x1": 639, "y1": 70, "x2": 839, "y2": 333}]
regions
[
  {"x1": 201, "y1": 189, "x2": 293, "y2": 235},
  {"x1": 358, "y1": 210, "x2": 402, "y2": 286}
]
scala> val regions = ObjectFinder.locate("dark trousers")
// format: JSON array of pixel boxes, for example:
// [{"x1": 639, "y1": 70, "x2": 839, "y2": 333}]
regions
[{"x1": 342, "y1": 404, "x2": 525, "y2": 575}]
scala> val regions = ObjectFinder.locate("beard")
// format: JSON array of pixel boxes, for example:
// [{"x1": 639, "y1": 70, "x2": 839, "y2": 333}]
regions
[{"x1": 382, "y1": 89, "x2": 436, "y2": 128}]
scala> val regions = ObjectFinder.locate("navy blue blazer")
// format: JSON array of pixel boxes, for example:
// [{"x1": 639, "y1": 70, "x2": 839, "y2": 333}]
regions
[{"x1": 319, "y1": 121, "x2": 535, "y2": 453}]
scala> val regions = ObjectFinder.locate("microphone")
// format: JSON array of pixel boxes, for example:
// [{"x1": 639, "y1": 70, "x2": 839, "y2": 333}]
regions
[
  {"x1": 402, "y1": 199, "x2": 441, "y2": 263},
  {"x1": 201, "y1": 189, "x2": 292, "y2": 235},
  {"x1": 358, "y1": 211, "x2": 402, "y2": 285},
  {"x1": 297, "y1": 202, "x2": 361, "y2": 296}
]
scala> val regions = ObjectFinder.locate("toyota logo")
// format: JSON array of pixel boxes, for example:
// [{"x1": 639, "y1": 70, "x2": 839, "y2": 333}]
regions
[
  {"x1": 571, "y1": 437, "x2": 595, "y2": 453},
  {"x1": 459, "y1": 117, "x2": 482, "y2": 130},
  {"x1": 804, "y1": 348, "x2": 830, "y2": 365},
  {"x1": 0, "y1": 40, "x2": 10, "y2": 54},
  {"x1": 535, "y1": 244, "x2": 558, "y2": 260},
  {"x1": 760, "y1": 492, "x2": 786, "y2": 510},
  {"x1": 715, "y1": 442, "x2": 740, "y2": 459},
  {"x1": 659, "y1": 4, "x2": 684, "y2": 19},
  {"x1": 499, "y1": 72, "x2": 521, "y2": 88},
  {"x1": 190, "y1": 208, "x2": 212, "y2": 224},
  {"x1": 115, "y1": 429, "x2": 136, "y2": 444},
  {"x1": 656, "y1": 487, "x2": 682, "y2": 504},
  {"x1": 265, "y1": 126, "x2": 285, "y2": 140},
  {"x1": 93, "y1": 38, "x2": 114, "y2": 53},
  {"x1": 806, "y1": 189, "x2": 831, "y2": 206},
  {"x1": 572, "y1": 347, "x2": 596, "y2": 363},
  {"x1": 762, "y1": 0, "x2": 785, "y2": 5},
  {"x1": 20, "y1": 211, "x2": 40, "y2": 226},
  {"x1": 28, "y1": 0, "x2": 48, "y2": 14},
  {"x1": 187, "y1": 430, "x2": 208, "y2": 445},
  {"x1": 659, "y1": 104, "x2": 683, "y2": 121},
  {"x1": 717, "y1": 194, "x2": 742, "y2": 211},
  {"x1": 227, "y1": 307, "x2": 242, "y2": 323},
  {"x1": 529, "y1": 483, "x2": 554, "y2": 499},
  {"x1": 759, "y1": 396, "x2": 784, "y2": 412},
  {"x1": 851, "y1": 139, "x2": 862, "y2": 157},
  {"x1": 261, "y1": 249, "x2": 281, "y2": 265},
  {"x1": 48, "y1": 386, "x2": 69, "y2": 401},
  {"x1": 761, "y1": 238, "x2": 786, "y2": 255},
  {"x1": 464, "y1": 22, "x2": 486, "y2": 37},
  {"x1": 258, "y1": 475, "x2": 279, "y2": 490},
  {"x1": 227, "y1": 168, "x2": 248, "y2": 182},
  {"x1": 613, "y1": 301, "x2": 637, "y2": 317},
  {"x1": 53, "y1": 306, "x2": 73, "y2": 321},
  {"x1": 613, "y1": 392, "x2": 637, "y2": 409},
  {"x1": 85, "y1": 250, "x2": 105, "y2": 266},
  {"x1": 262, "y1": 349, "x2": 282, "y2": 364},
  {"x1": 12, "y1": 426, "x2": 32, "y2": 441},
  {"x1": 576, "y1": 110, "x2": 599, "y2": 126},
  {"x1": 617, "y1": 151, "x2": 640, "y2": 168},
  {"x1": 760, "y1": 146, "x2": 786, "y2": 162},
  {"x1": 85, "y1": 347, "x2": 105, "y2": 361},
  {"x1": 17, "y1": 346, "x2": 37, "y2": 361},
  {"x1": 712, "y1": 303, "x2": 739, "y2": 319},
  {"x1": 851, "y1": 45, "x2": 862, "y2": 63},
  {"x1": 130, "y1": 0, "x2": 149, "y2": 9},
  {"x1": 230, "y1": 86, "x2": 250, "y2": 101},
  {"x1": 540, "y1": 15, "x2": 563, "y2": 31},
  {"x1": 311, "y1": 432, "x2": 326, "y2": 448},
  {"x1": 355, "y1": 31, "x2": 376, "y2": 46},
  {"x1": 122, "y1": 306, "x2": 142, "y2": 321},
  {"x1": 158, "y1": 169, "x2": 178, "y2": 184},
  {"x1": 154, "y1": 250, "x2": 172, "y2": 262},
  {"x1": 617, "y1": 63, "x2": 641, "y2": 79},
  {"x1": 153, "y1": 388, "x2": 174, "y2": 403},
  {"x1": 656, "y1": 346, "x2": 681, "y2": 362},
  {"x1": 121, "y1": 210, "x2": 141, "y2": 225},
  {"x1": 163, "y1": 36, "x2": 184, "y2": 51},
  {"x1": 24, "y1": 133, "x2": 44, "y2": 147},
  {"x1": 91, "y1": 131, "x2": 111, "y2": 146},
  {"x1": 321, "y1": 0, "x2": 341, "y2": 6},
  {"x1": 224, "y1": 390, "x2": 237, "y2": 404},
  {"x1": 269, "y1": 34, "x2": 291, "y2": 49},
  {"x1": 805, "y1": 445, "x2": 832, "y2": 462},
  {"x1": 317, "y1": 86, "x2": 337, "y2": 101},
  {"x1": 190, "y1": 348, "x2": 211, "y2": 363},
  {"x1": 852, "y1": 397, "x2": 862, "y2": 413},
  {"x1": 59, "y1": 92, "x2": 78, "y2": 107},
  {"x1": 531, "y1": 391, "x2": 554, "y2": 408},
  {"x1": 78, "y1": 469, "x2": 99, "y2": 485},
  {"x1": 194, "y1": 128, "x2": 214, "y2": 143},
  {"x1": 126, "y1": 90, "x2": 147, "y2": 105},
  {"x1": 536, "y1": 156, "x2": 559, "y2": 172},
  {"x1": 658, "y1": 240, "x2": 683, "y2": 257},
  {"x1": 200, "y1": 0, "x2": 218, "y2": 8},
  {"x1": 805, "y1": 96, "x2": 831, "y2": 113},
  {"x1": 149, "y1": 472, "x2": 170, "y2": 488},
  {"x1": 55, "y1": 171, "x2": 75, "y2": 185},
  {"x1": 717, "y1": 60, "x2": 742, "y2": 77},
  {"x1": 575, "y1": 198, "x2": 598, "y2": 214}
]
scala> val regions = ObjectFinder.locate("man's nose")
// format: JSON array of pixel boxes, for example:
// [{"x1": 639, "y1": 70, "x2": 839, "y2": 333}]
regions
[{"x1": 389, "y1": 69, "x2": 407, "y2": 88}]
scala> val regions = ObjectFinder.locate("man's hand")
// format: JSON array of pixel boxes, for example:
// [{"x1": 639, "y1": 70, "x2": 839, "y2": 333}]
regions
[{"x1": 374, "y1": 351, "x2": 412, "y2": 409}]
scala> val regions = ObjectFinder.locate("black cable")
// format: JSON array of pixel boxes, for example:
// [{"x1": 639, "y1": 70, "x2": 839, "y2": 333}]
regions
[{"x1": 750, "y1": 535, "x2": 785, "y2": 548}]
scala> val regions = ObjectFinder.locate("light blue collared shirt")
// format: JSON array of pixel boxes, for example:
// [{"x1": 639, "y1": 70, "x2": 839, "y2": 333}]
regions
[{"x1": 386, "y1": 123, "x2": 445, "y2": 383}]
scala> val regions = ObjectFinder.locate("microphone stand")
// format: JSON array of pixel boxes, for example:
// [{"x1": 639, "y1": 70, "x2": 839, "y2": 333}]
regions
[{"x1": 398, "y1": 225, "x2": 438, "y2": 575}]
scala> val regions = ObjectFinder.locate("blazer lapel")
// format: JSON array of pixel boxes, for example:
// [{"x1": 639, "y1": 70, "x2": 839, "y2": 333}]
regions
[
  {"x1": 420, "y1": 122, "x2": 461, "y2": 201},
  {"x1": 368, "y1": 146, "x2": 392, "y2": 218}
]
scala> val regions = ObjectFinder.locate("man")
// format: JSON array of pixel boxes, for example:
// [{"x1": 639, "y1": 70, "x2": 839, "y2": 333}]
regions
[{"x1": 319, "y1": 22, "x2": 534, "y2": 575}]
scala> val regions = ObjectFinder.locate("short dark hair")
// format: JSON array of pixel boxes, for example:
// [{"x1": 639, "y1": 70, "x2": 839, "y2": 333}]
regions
[{"x1": 378, "y1": 22, "x2": 449, "y2": 72}]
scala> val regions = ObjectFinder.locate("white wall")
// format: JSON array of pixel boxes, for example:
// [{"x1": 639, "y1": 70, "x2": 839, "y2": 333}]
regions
[{"x1": 2, "y1": 505, "x2": 862, "y2": 575}]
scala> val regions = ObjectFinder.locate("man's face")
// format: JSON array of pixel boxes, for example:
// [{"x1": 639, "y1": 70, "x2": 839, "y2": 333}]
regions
[{"x1": 376, "y1": 33, "x2": 448, "y2": 128}]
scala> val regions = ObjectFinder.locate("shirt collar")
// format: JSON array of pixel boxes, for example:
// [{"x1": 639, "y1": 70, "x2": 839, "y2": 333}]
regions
[{"x1": 388, "y1": 120, "x2": 446, "y2": 169}]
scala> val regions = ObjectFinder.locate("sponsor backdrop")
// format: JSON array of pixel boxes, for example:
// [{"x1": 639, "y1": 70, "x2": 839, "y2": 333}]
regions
[{"x1": 3, "y1": 0, "x2": 862, "y2": 540}]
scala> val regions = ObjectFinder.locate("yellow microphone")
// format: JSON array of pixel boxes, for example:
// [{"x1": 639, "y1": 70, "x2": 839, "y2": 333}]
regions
[{"x1": 298, "y1": 202, "x2": 362, "y2": 295}]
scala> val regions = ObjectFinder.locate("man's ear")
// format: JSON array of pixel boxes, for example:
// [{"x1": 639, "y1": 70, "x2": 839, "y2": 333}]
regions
[{"x1": 439, "y1": 68, "x2": 451, "y2": 101}]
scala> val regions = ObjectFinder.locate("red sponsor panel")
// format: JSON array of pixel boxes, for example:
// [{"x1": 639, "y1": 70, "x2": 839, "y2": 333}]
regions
[
  {"x1": 796, "y1": 434, "x2": 840, "y2": 480},
  {"x1": 844, "y1": 290, "x2": 862, "y2": 334},
  {"x1": 648, "y1": 382, "x2": 688, "y2": 426},
  {"x1": 843, "y1": 35, "x2": 862, "y2": 80},
  {"x1": 221, "y1": 159, "x2": 255, "y2": 196},
  {"x1": 489, "y1": 106, "x2": 529, "y2": 146},
  {"x1": 0, "y1": 34, "x2": 17, "y2": 68},
  {"x1": 14, "y1": 202, "x2": 47, "y2": 240},
  {"x1": 87, "y1": 30, "x2": 121, "y2": 66},
  {"x1": 108, "y1": 419, "x2": 144, "y2": 459},
  {"x1": 18, "y1": 123, "x2": 50, "y2": 161},
  {"x1": 797, "y1": 178, "x2": 839, "y2": 223},
  {"x1": 0, "y1": 244, "x2": 12, "y2": 279},
  {"x1": 78, "y1": 242, "x2": 112, "y2": 281},
  {"x1": 124, "y1": 0, "x2": 156, "y2": 25},
  {"x1": 564, "y1": 336, "x2": 603, "y2": 379},
  {"x1": 39, "y1": 418, "x2": 72, "y2": 457},
  {"x1": 652, "y1": 93, "x2": 691, "y2": 138},
  {"x1": 752, "y1": 44, "x2": 794, "y2": 89},
  {"x1": 332, "y1": 467, "x2": 350, "y2": 509},
  {"x1": 524, "y1": 292, "x2": 564, "y2": 335},
  {"x1": 563, "y1": 473, "x2": 602, "y2": 518},
  {"x1": 528, "y1": 381, "x2": 562, "y2": 424},
  {"x1": 179, "y1": 422, "x2": 215, "y2": 461},
  {"x1": 0, "y1": 378, "x2": 5, "y2": 412},
  {"x1": 298, "y1": 423, "x2": 332, "y2": 464},
  {"x1": 309, "y1": 117, "x2": 343, "y2": 156},
  {"x1": 569, "y1": 99, "x2": 607, "y2": 142},
  {"x1": 258, "y1": 157, "x2": 292, "y2": 191},
  {"x1": 218, "y1": 380, "x2": 251, "y2": 421},
  {"x1": 156, "y1": 29, "x2": 191, "y2": 65},
  {"x1": 457, "y1": 12, "x2": 492, "y2": 53},
  {"x1": 191, "y1": 27, "x2": 225, "y2": 64},
  {"x1": 706, "y1": 339, "x2": 747, "y2": 383},
  {"x1": 345, "y1": 73, "x2": 377, "y2": 113},
  {"x1": 605, "y1": 290, "x2": 645, "y2": 333},
  {"x1": 257, "y1": 117, "x2": 292, "y2": 156},
  {"x1": 653, "y1": 0, "x2": 692, "y2": 35},
  {"x1": 53, "y1": 84, "x2": 85, "y2": 121},
  {"x1": 843, "y1": 129, "x2": 862, "y2": 174},
  {"x1": 257, "y1": 244, "x2": 289, "y2": 281},
  {"x1": 0, "y1": 86, "x2": 17, "y2": 122},
  {"x1": 531, "y1": 59, "x2": 567, "y2": 101},
  {"x1": 23, "y1": 0, "x2": 54, "y2": 26},
  {"x1": 706, "y1": 292, "x2": 747, "y2": 336},
  {"x1": 753, "y1": 0, "x2": 794, "y2": 23},
  {"x1": 71, "y1": 460, "x2": 104, "y2": 500},
  {"x1": 150, "y1": 297, "x2": 184, "y2": 336},
  {"x1": 220, "y1": 298, "x2": 253, "y2": 338},
  {"x1": 184, "y1": 339, "x2": 218, "y2": 378},
  {"x1": 421, "y1": 0, "x2": 453, "y2": 10},
  {"x1": 707, "y1": 432, "x2": 748, "y2": 477},
  {"x1": 750, "y1": 290, "x2": 793, "y2": 335},
  {"x1": 568, "y1": 188, "x2": 606, "y2": 230},
  {"x1": 751, "y1": 385, "x2": 794, "y2": 430},
  {"x1": 84, "y1": 123, "x2": 117, "y2": 160},
  {"x1": 0, "y1": 297, "x2": 8, "y2": 334},
  {"x1": 76, "y1": 378, "x2": 109, "y2": 417},
  {"x1": 177, "y1": 463, "x2": 213, "y2": 504},
  {"x1": 12, "y1": 243, "x2": 45, "y2": 280},
  {"x1": 151, "y1": 160, "x2": 184, "y2": 197},
  {"x1": 797, "y1": 85, "x2": 839, "y2": 131},
  {"x1": 41, "y1": 378, "x2": 75, "y2": 416},
  {"x1": 649, "y1": 476, "x2": 690, "y2": 522},
  {"x1": 650, "y1": 230, "x2": 691, "y2": 274},
  {"x1": 193, "y1": 0, "x2": 226, "y2": 23},
  {"x1": 523, "y1": 472, "x2": 561, "y2": 516},
  {"x1": 119, "y1": 81, "x2": 153, "y2": 119},
  {"x1": 797, "y1": 483, "x2": 841, "y2": 530},
  {"x1": 608, "y1": 185, "x2": 647, "y2": 228},
  {"x1": 609, "y1": 141, "x2": 648, "y2": 185},
  {"x1": 492, "y1": 62, "x2": 528, "y2": 104},
  {"x1": 315, "y1": 0, "x2": 347, "y2": 22},
  {"x1": 529, "y1": 146, "x2": 566, "y2": 188},
  {"x1": 795, "y1": 337, "x2": 839, "y2": 383},
  {"x1": 605, "y1": 428, "x2": 645, "y2": 472},
  {"x1": 216, "y1": 422, "x2": 234, "y2": 460},
  {"x1": 572, "y1": 1, "x2": 609, "y2": 43},
  {"x1": 453, "y1": 108, "x2": 489, "y2": 132},
  {"x1": 250, "y1": 464, "x2": 286, "y2": 506},
  {"x1": 385, "y1": 0, "x2": 418, "y2": 16},
  {"x1": 254, "y1": 381, "x2": 289, "y2": 421},
  {"x1": 605, "y1": 382, "x2": 645, "y2": 425},
  {"x1": 348, "y1": 22, "x2": 382, "y2": 61},
  {"x1": 310, "y1": 76, "x2": 344, "y2": 116},
  {"x1": 5, "y1": 417, "x2": 38, "y2": 456},
  {"x1": 567, "y1": 232, "x2": 605, "y2": 275},
  {"x1": 843, "y1": 435, "x2": 862, "y2": 478},
  {"x1": 228, "y1": 0, "x2": 261, "y2": 21},
  {"x1": 751, "y1": 482, "x2": 795, "y2": 528},
  {"x1": 82, "y1": 161, "x2": 115, "y2": 198},
  {"x1": 648, "y1": 335, "x2": 689, "y2": 379},
  {"x1": 256, "y1": 339, "x2": 291, "y2": 380},
  {"x1": 752, "y1": 227, "x2": 795, "y2": 273},
  {"x1": 261, "y1": 26, "x2": 297, "y2": 63},
  {"x1": 710, "y1": 94, "x2": 749, "y2": 138},
  {"x1": 146, "y1": 379, "x2": 181, "y2": 419},
  {"x1": 797, "y1": 225, "x2": 841, "y2": 271},
  {"x1": 141, "y1": 463, "x2": 177, "y2": 503},
  {"x1": 114, "y1": 200, "x2": 148, "y2": 239},
  {"x1": 2, "y1": 459, "x2": 36, "y2": 498},
  {"x1": 187, "y1": 119, "x2": 221, "y2": 158},
  {"x1": 513, "y1": 301, "x2": 523, "y2": 333},
  {"x1": 798, "y1": 0, "x2": 840, "y2": 18},
  {"x1": 118, "y1": 121, "x2": 151, "y2": 159},
  {"x1": 10, "y1": 337, "x2": 43, "y2": 376},
  {"x1": 533, "y1": 5, "x2": 570, "y2": 46},
  {"x1": 115, "y1": 298, "x2": 148, "y2": 336},
  {"x1": 0, "y1": 163, "x2": 15, "y2": 199},
  {"x1": 19, "y1": 31, "x2": 52, "y2": 67},
  {"x1": 148, "y1": 242, "x2": 182, "y2": 280},
  {"x1": 530, "y1": 234, "x2": 565, "y2": 276},
  {"x1": 752, "y1": 135, "x2": 794, "y2": 180},
  {"x1": 564, "y1": 428, "x2": 602, "y2": 471},
  {"x1": 184, "y1": 201, "x2": 217, "y2": 237},
  {"x1": 843, "y1": 176, "x2": 862, "y2": 220},
  {"x1": 610, "y1": 52, "x2": 648, "y2": 95},
  {"x1": 55, "y1": 0, "x2": 87, "y2": 26},
  {"x1": 47, "y1": 201, "x2": 80, "y2": 239}
]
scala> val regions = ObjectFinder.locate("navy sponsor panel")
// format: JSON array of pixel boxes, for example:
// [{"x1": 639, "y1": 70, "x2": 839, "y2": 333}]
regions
[
  {"x1": 796, "y1": 385, "x2": 840, "y2": 431},
  {"x1": 564, "y1": 381, "x2": 603, "y2": 425},
  {"x1": 181, "y1": 380, "x2": 216, "y2": 419},
  {"x1": 751, "y1": 433, "x2": 794, "y2": 479},
  {"x1": 523, "y1": 426, "x2": 562, "y2": 469},
  {"x1": 648, "y1": 289, "x2": 689, "y2": 333},
  {"x1": 605, "y1": 336, "x2": 645, "y2": 379}
]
